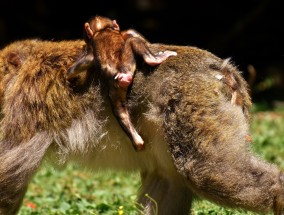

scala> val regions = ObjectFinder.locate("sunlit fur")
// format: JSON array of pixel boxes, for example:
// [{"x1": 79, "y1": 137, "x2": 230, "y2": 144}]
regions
[{"x1": 0, "y1": 39, "x2": 283, "y2": 215}]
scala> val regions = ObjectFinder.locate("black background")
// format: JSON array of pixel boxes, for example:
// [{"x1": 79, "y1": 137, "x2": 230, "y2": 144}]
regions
[{"x1": 1, "y1": 0, "x2": 283, "y2": 104}]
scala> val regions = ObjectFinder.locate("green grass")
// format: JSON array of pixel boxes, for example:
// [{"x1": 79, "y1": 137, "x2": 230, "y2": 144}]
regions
[
  {"x1": 19, "y1": 105, "x2": 284, "y2": 214},
  {"x1": 20, "y1": 167, "x2": 142, "y2": 215}
]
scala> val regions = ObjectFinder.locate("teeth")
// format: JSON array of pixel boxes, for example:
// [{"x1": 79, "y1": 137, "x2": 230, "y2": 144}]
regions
[{"x1": 114, "y1": 74, "x2": 119, "y2": 80}]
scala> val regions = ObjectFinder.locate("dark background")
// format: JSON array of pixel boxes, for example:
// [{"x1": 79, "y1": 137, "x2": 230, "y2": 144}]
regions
[{"x1": 0, "y1": 0, "x2": 283, "y2": 106}]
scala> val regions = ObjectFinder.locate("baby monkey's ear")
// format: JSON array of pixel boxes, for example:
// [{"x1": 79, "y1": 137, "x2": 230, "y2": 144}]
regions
[
  {"x1": 112, "y1": 20, "x2": 120, "y2": 31},
  {"x1": 84, "y1": 23, "x2": 94, "y2": 39}
]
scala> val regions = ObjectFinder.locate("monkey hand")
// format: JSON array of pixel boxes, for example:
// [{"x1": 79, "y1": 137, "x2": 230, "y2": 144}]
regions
[{"x1": 114, "y1": 73, "x2": 133, "y2": 88}]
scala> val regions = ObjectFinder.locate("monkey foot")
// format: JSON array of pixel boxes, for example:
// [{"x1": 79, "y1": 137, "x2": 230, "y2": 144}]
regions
[
  {"x1": 146, "y1": 50, "x2": 178, "y2": 66},
  {"x1": 133, "y1": 135, "x2": 145, "y2": 151},
  {"x1": 135, "y1": 142, "x2": 145, "y2": 151},
  {"x1": 158, "y1": 50, "x2": 178, "y2": 57}
]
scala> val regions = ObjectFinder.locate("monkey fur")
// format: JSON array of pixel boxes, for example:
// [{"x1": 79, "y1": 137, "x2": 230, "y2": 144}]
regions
[
  {"x1": 68, "y1": 15, "x2": 177, "y2": 150},
  {"x1": 0, "y1": 39, "x2": 283, "y2": 215}
]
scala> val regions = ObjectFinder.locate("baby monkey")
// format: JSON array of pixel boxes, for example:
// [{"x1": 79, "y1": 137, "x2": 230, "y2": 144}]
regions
[{"x1": 68, "y1": 16, "x2": 177, "y2": 150}]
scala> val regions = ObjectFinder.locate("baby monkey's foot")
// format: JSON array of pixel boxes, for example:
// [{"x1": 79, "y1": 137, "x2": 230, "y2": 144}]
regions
[
  {"x1": 133, "y1": 134, "x2": 144, "y2": 151},
  {"x1": 145, "y1": 50, "x2": 177, "y2": 66},
  {"x1": 157, "y1": 50, "x2": 178, "y2": 57}
]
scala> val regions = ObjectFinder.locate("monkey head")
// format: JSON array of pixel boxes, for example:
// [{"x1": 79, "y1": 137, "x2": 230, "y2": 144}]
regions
[{"x1": 84, "y1": 15, "x2": 120, "y2": 41}]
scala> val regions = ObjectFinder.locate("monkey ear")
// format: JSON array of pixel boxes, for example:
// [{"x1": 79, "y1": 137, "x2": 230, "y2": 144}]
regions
[
  {"x1": 7, "y1": 52, "x2": 21, "y2": 67},
  {"x1": 84, "y1": 23, "x2": 94, "y2": 38},
  {"x1": 112, "y1": 20, "x2": 120, "y2": 31}
]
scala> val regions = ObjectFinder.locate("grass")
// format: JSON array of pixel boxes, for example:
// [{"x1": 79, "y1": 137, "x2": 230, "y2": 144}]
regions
[
  {"x1": 19, "y1": 104, "x2": 284, "y2": 215},
  {"x1": 20, "y1": 168, "x2": 142, "y2": 215}
]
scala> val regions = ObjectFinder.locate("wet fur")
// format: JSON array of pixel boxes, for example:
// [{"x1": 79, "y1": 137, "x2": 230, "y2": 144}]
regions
[{"x1": 0, "y1": 39, "x2": 283, "y2": 215}]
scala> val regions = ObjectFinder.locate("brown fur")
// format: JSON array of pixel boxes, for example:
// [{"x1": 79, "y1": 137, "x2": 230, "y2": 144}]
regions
[
  {"x1": 0, "y1": 39, "x2": 283, "y2": 215},
  {"x1": 68, "y1": 16, "x2": 177, "y2": 150}
]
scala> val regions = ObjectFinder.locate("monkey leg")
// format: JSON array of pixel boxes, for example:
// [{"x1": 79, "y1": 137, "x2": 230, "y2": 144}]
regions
[
  {"x1": 138, "y1": 171, "x2": 193, "y2": 215},
  {"x1": 0, "y1": 133, "x2": 52, "y2": 215},
  {"x1": 165, "y1": 100, "x2": 284, "y2": 214},
  {"x1": 186, "y1": 154, "x2": 284, "y2": 214},
  {"x1": 124, "y1": 37, "x2": 177, "y2": 66},
  {"x1": 108, "y1": 86, "x2": 144, "y2": 151}
]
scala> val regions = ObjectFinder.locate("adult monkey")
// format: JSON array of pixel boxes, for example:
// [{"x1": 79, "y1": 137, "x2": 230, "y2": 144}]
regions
[{"x1": 0, "y1": 39, "x2": 283, "y2": 215}]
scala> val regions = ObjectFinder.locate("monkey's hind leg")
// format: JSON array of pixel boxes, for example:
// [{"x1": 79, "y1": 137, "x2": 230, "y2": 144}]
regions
[
  {"x1": 138, "y1": 171, "x2": 193, "y2": 215},
  {"x1": 125, "y1": 37, "x2": 177, "y2": 66},
  {"x1": 108, "y1": 85, "x2": 144, "y2": 151}
]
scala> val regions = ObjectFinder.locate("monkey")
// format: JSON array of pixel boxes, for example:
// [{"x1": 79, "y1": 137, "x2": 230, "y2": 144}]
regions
[
  {"x1": 67, "y1": 15, "x2": 177, "y2": 151},
  {"x1": 0, "y1": 39, "x2": 284, "y2": 215}
]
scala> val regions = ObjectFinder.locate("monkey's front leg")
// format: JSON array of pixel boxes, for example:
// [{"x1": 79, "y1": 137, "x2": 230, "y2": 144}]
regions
[{"x1": 108, "y1": 85, "x2": 144, "y2": 151}]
